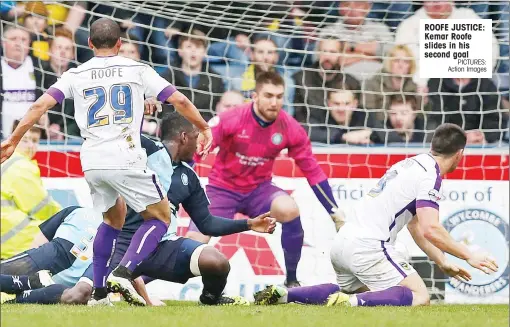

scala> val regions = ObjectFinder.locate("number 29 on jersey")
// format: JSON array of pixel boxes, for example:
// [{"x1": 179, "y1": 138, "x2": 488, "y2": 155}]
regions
[{"x1": 84, "y1": 84, "x2": 133, "y2": 128}]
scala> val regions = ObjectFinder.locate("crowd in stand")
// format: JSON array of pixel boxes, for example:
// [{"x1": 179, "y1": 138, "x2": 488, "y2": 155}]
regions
[{"x1": 1, "y1": 1, "x2": 508, "y2": 145}]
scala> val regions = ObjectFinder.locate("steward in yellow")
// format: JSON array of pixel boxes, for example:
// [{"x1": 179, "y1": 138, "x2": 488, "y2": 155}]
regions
[{"x1": 1, "y1": 125, "x2": 61, "y2": 259}]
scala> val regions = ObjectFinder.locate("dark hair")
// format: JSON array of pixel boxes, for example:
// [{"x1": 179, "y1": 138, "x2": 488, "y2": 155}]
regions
[
  {"x1": 90, "y1": 18, "x2": 121, "y2": 49},
  {"x1": 255, "y1": 71, "x2": 285, "y2": 91},
  {"x1": 389, "y1": 94, "x2": 418, "y2": 111},
  {"x1": 160, "y1": 111, "x2": 194, "y2": 141},
  {"x1": 251, "y1": 34, "x2": 277, "y2": 48},
  {"x1": 328, "y1": 80, "x2": 361, "y2": 101},
  {"x1": 431, "y1": 123, "x2": 467, "y2": 156},
  {"x1": 178, "y1": 29, "x2": 207, "y2": 49},
  {"x1": 12, "y1": 120, "x2": 41, "y2": 135}
]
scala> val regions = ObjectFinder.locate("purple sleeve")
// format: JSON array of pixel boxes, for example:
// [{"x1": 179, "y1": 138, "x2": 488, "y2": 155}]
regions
[
  {"x1": 416, "y1": 200, "x2": 439, "y2": 210},
  {"x1": 157, "y1": 85, "x2": 177, "y2": 102},
  {"x1": 311, "y1": 179, "x2": 339, "y2": 215},
  {"x1": 46, "y1": 87, "x2": 65, "y2": 104}
]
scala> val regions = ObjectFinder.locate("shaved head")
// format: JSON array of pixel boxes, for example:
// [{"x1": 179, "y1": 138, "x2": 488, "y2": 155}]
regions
[{"x1": 90, "y1": 18, "x2": 121, "y2": 49}]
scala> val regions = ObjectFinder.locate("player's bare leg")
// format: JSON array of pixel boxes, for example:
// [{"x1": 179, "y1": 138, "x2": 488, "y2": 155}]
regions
[
  {"x1": 197, "y1": 247, "x2": 249, "y2": 306},
  {"x1": 107, "y1": 197, "x2": 171, "y2": 306},
  {"x1": 61, "y1": 282, "x2": 94, "y2": 305},
  {"x1": 91, "y1": 197, "x2": 126, "y2": 302},
  {"x1": 270, "y1": 195, "x2": 304, "y2": 287},
  {"x1": 327, "y1": 273, "x2": 428, "y2": 307}
]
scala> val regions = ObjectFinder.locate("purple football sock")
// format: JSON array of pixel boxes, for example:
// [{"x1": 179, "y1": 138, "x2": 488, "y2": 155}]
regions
[
  {"x1": 119, "y1": 219, "x2": 168, "y2": 272},
  {"x1": 281, "y1": 217, "x2": 304, "y2": 282},
  {"x1": 355, "y1": 286, "x2": 413, "y2": 307},
  {"x1": 93, "y1": 223, "x2": 121, "y2": 288},
  {"x1": 287, "y1": 283, "x2": 340, "y2": 304}
]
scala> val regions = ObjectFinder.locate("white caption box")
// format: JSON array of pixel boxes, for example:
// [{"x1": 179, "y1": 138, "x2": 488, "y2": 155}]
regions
[{"x1": 419, "y1": 19, "x2": 493, "y2": 78}]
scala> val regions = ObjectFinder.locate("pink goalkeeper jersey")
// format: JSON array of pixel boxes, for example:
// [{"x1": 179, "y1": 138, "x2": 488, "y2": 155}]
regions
[{"x1": 207, "y1": 102, "x2": 327, "y2": 193}]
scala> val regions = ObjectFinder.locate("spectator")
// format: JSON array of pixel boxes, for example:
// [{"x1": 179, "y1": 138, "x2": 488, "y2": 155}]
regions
[
  {"x1": 0, "y1": 1, "x2": 25, "y2": 21},
  {"x1": 215, "y1": 91, "x2": 245, "y2": 115},
  {"x1": 395, "y1": 0, "x2": 499, "y2": 85},
  {"x1": 64, "y1": 2, "x2": 139, "y2": 63},
  {"x1": 0, "y1": 26, "x2": 46, "y2": 139},
  {"x1": 343, "y1": 94, "x2": 427, "y2": 145},
  {"x1": 23, "y1": 1, "x2": 51, "y2": 61},
  {"x1": 309, "y1": 82, "x2": 368, "y2": 144},
  {"x1": 1, "y1": 123, "x2": 61, "y2": 259},
  {"x1": 319, "y1": 1, "x2": 394, "y2": 82},
  {"x1": 161, "y1": 30, "x2": 225, "y2": 121},
  {"x1": 293, "y1": 37, "x2": 360, "y2": 136},
  {"x1": 34, "y1": 27, "x2": 79, "y2": 140},
  {"x1": 119, "y1": 34, "x2": 141, "y2": 61},
  {"x1": 428, "y1": 77, "x2": 504, "y2": 144},
  {"x1": 367, "y1": 2, "x2": 414, "y2": 31},
  {"x1": 226, "y1": 37, "x2": 295, "y2": 115},
  {"x1": 362, "y1": 44, "x2": 428, "y2": 120}
]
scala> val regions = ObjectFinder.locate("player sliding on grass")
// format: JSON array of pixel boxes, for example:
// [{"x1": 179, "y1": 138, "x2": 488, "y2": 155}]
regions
[
  {"x1": 255, "y1": 123, "x2": 499, "y2": 307},
  {"x1": 186, "y1": 71, "x2": 345, "y2": 287},
  {"x1": 0, "y1": 18, "x2": 212, "y2": 306},
  {"x1": 0, "y1": 113, "x2": 275, "y2": 306}
]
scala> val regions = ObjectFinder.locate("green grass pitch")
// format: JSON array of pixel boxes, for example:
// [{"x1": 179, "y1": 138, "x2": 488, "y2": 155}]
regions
[{"x1": 2, "y1": 302, "x2": 508, "y2": 327}]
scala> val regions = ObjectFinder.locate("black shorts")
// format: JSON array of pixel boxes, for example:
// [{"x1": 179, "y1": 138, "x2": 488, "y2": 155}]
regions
[
  {"x1": 110, "y1": 238, "x2": 205, "y2": 284},
  {"x1": 0, "y1": 238, "x2": 75, "y2": 276}
]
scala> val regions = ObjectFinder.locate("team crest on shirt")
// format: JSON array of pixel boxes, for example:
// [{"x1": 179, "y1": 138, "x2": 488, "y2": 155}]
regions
[
  {"x1": 29, "y1": 72, "x2": 35, "y2": 81},
  {"x1": 271, "y1": 133, "x2": 283, "y2": 145},
  {"x1": 428, "y1": 189, "x2": 443, "y2": 202},
  {"x1": 443, "y1": 209, "x2": 509, "y2": 296},
  {"x1": 399, "y1": 262, "x2": 412, "y2": 271},
  {"x1": 181, "y1": 173, "x2": 189, "y2": 186},
  {"x1": 208, "y1": 116, "x2": 220, "y2": 127}
]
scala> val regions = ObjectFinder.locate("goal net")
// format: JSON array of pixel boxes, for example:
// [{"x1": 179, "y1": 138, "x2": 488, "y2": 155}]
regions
[{"x1": 1, "y1": 1, "x2": 508, "y2": 303}]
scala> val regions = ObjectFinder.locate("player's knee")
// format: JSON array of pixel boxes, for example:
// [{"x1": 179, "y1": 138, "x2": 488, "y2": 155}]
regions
[
  {"x1": 61, "y1": 283, "x2": 92, "y2": 305},
  {"x1": 198, "y1": 247, "x2": 230, "y2": 277},
  {"x1": 271, "y1": 196, "x2": 300, "y2": 223},
  {"x1": 412, "y1": 289, "x2": 430, "y2": 306},
  {"x1": 143, "y1": 198, "x2": 171, "y2": 224},
  {"x1": 104, "y1": 198, "x2": 127, "y2": 229}
]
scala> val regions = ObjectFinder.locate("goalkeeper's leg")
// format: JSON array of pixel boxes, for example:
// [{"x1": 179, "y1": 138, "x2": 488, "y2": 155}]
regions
[{"x1": 244, "y1": 183, "x2": 304, "y2": 287}]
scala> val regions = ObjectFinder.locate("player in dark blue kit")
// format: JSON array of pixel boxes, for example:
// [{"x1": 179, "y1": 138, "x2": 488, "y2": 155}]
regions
[
  {"x1": 1, "y1": 112, "x2": 275, "y2": 306},
  {"x1": 107, "y1": 112, "x2": 276, "y2": 305},
  {"x1": 0, "y1": 206, "x2": 102, "y2": 304}
]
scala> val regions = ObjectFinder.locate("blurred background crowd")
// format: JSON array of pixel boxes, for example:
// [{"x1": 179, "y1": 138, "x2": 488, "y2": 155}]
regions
[{"x1": 1, "y1": 1, "x2": 509, "y2": 147}]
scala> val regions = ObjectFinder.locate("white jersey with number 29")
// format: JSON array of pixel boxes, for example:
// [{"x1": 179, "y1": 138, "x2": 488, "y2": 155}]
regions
[
  {"x1": 346, "y1": 153, "x2": 443, "y2": 244},
  {"x1": 47, "y1": 55, "x2": 176, "y2": 171}
]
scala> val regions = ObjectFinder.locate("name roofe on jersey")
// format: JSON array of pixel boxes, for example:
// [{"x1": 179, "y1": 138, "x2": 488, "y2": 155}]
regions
[{"x1": 90, "y1": 67, "x2": 124, "y2": 80}]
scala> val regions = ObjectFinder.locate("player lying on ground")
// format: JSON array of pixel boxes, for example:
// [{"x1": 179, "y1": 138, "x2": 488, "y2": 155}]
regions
[
  {"x1": 186, "y1": 71, "x2": 344, "y2": 287},
  {"x1": 254, "y1": 124, "x2": 499, "y2": 307},
  {"x1": 1, "y1": 18, "x2": 213, "y2": 306},
  {"x1": 0, "y1": 113, "x2": 275, "y2": 306}
]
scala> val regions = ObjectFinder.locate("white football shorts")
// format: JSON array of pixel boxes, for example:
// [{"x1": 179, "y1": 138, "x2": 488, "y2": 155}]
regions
[
  {"x1": 84, "y1": 169, "x2": 165, "y2": 213},
  {"x1": 330, "y1": 226, "x2": 417, "y2": 293}
]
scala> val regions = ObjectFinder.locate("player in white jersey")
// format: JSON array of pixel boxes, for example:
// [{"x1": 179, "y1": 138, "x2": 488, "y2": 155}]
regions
[
  {"x1": 254, "y1": 124, "x2": 498, "y2": 307},
  {"x1": 1, "y1": 18, "x2": 213, "y2": 306}
]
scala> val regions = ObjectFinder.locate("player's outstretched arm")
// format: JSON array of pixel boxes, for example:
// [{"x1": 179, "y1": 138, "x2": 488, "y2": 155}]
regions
[
  {"x1": 416, "y1": 207, "x2": 498, "y2": 275},
  {"x1": 165, "y1": 91, "x2": 212, "y2": 157},
  {"x1": 287, "y1": 121, "x2": 344, "y2": 231},
  {"x1": 408, "y1": 217, "x2": 471, "y2": 282},
  {"x1": 408, "y1": 216, "x2": 447, "y2": 266},
  {"x1": 1, "y1": 93, "x2": 57, "y2": 163}
]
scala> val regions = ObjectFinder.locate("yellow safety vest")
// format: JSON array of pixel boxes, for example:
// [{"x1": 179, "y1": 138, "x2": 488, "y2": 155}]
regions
[{"x1": 1, "y1": 152, "x2": 61, "y2": 259}]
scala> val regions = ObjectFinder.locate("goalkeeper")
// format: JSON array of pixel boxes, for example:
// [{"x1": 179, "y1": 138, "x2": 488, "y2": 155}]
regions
[{"x1": 186, "y1": 71, "x2": 345, "y2": 287}]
